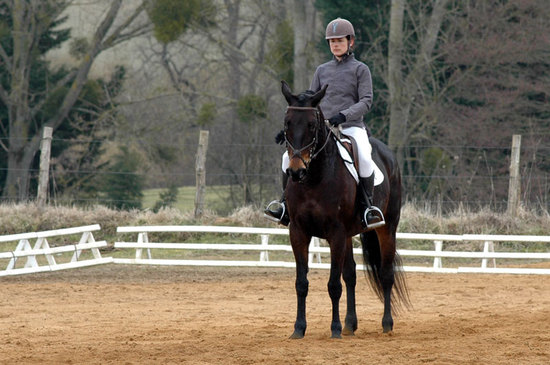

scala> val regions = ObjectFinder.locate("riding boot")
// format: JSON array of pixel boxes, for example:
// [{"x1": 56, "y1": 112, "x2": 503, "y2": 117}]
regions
[
  {"x1": 264, "y1": 173, "x2": 290, "y2": 226},
  {"x1": 358, "y1": 173, "x2": 385, "y2": 229}
]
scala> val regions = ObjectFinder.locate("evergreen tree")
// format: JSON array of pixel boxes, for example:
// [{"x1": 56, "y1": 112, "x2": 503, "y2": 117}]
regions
[{"x1": 102, "y1": 146, "x2": 143, "y2": 210}]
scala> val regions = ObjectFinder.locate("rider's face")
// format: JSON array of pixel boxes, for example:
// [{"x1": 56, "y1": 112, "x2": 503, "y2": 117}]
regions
[{"x1": 329, "y1": 37, "x2": 352, "y2": 58}]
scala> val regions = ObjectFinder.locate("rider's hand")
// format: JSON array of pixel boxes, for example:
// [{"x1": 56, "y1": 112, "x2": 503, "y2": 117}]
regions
[
  {"x1": 328, "y1": 113, "x2": 346, "y2": 126},
  {"x1": 275, "y1": 130, "x2": 285, "y2": 145}
]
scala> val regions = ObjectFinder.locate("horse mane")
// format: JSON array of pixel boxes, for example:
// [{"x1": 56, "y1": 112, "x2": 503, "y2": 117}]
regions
[{"x1": 297, "y1": 90, "x2": 317, "y2": 105}]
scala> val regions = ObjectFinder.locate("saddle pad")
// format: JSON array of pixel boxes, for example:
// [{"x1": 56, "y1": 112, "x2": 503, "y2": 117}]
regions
[{"x1": 337, "y1": 138, "x2": 384, "y2": 186}]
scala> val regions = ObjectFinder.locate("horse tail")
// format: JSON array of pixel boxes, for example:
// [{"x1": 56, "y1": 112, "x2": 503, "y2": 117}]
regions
[{"x1": 360, "y1": 231, "x2": 411, "y2": 313}]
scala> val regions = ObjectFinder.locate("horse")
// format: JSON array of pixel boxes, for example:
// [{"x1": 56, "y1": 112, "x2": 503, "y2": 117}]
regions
[{"x1": 279, "y1": 80, "x2": 409, "y2": 339}]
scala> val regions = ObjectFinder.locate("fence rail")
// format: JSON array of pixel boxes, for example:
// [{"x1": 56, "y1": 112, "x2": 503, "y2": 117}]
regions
[
  {"x1": 0, "y1": 224, "x2": 113, "y2": 276},
  {"x1": 2, "y1": 225, "x2": 548, "y2": 276},
  {"x1": 114, "y1": 226, "x2": 550, "y2": 275}
]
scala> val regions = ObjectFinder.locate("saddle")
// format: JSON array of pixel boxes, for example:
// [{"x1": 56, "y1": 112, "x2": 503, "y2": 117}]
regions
[{"x1": 330, "y1": 126, "x2": 384, "y2": 186}]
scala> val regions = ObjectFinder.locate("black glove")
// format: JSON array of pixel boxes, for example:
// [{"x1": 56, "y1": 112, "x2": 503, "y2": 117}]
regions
[
  {"x1": 328, "y1": 113, "x2": 346, "y2": 126},
  {"x1": 275, "y1": 130, "x2": 285, "y2": 145}
]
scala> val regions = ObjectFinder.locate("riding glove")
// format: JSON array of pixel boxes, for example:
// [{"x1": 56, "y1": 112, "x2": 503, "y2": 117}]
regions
[
  {"x1": 275, "y1": 130, "x2": 285, "y2": 145},
  {"x1": 328, "y1": 113, "x2": 346, "y2": 126}
]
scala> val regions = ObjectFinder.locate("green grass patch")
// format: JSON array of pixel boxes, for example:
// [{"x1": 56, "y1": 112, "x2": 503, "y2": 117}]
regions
[{"x1": 142, "y1": 185, "x2": 232, "y2": 213}]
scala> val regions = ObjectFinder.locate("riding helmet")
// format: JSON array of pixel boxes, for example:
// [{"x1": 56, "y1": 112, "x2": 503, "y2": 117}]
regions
[{"x1": 325, "y1": 18, "x2": 355, "y2": 40}]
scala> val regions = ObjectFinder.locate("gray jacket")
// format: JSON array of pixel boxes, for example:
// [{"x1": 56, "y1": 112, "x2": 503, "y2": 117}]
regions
[{"x1": 309, "y1": 54, "x2": 373, "y2": 128}]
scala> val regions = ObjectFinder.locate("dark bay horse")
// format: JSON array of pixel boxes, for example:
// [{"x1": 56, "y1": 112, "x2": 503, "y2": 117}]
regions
[{"x1": 280, "y1": 81, "x2": 409, "y2": 339}]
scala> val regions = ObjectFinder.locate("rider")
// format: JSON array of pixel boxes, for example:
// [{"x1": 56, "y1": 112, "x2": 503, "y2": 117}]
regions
[{"x1": 265, "y1": 18, "x2": 384, "y2": 229}]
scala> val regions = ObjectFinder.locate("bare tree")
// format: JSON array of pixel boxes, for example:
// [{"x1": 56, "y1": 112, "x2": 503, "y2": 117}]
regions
[
  {"x1": 292, "y1": 0, "x2": 320, "y2": 91},
  {"x1": 132, "y1": 1, "x2": 293, "y2": 209},
  {"x1": 387, "y1": 0, "x2": 451, "y2": 169},
  {"x1": 0, "y1": 0, "x2": 150, "y2": 201}
]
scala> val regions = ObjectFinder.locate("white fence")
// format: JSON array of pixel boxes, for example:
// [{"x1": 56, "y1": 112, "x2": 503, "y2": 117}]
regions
[
  {"x1": 2, "y1": 225, "x2": 548, "y2": 276},
  {"x1": 114, "y1": 226, "x2": 550, "y2": 275},
  {"x1": 0, "y1": 224, "x2": 113, "y2": 276}
]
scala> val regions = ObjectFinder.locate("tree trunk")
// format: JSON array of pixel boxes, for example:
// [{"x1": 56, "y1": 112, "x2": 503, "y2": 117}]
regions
[
  {"x1": 4, "y1": 0, "x2": 39, "y2": 201},
  {"x1": 387, "y1": 0, "x2": 450, "y2": 169},
  {"x1": 292, "y1": 0, "x2": 318, "y2": 91},
  {"x1": 387, "y1": 0, "x2": 407, "y2": 169},
  {"x1": 292, "y1": 0, "x2": 308, "y2": 91}
]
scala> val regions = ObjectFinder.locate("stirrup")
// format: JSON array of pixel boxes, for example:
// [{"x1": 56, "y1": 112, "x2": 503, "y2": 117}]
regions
[
  {"x1": 263, "y1": 200, "x2": 286, "y2": 223},
  {"x1": 363, "y1": 206, "x2": 385, "y2": 229}
]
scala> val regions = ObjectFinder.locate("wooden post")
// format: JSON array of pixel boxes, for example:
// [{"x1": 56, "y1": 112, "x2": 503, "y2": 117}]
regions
[
  {"x1": 507, "y1": 134, "x2": 521, "y2": 216},
  {"x1": 194, "y1": 130, "x2": 209, "y2": 218},
  {"x1": 36, "y1": 127, "x2": 53, "y2": 206}
]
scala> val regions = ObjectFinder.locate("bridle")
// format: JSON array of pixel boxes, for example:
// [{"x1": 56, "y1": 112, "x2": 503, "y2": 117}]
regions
[{"x1": 284, "y1": 106, "x2": 332, "y2": 170}]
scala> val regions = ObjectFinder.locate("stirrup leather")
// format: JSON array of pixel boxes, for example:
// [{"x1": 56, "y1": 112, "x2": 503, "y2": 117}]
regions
[
  {"x1": 263, "y1": 200, "x2": 286, "y2": 223},
  {"x1": 363, "y1": 206, "x2": 386, "y2": 229}
]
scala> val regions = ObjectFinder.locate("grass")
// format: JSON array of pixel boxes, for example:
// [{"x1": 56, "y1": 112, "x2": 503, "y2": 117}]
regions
[{"x1": 142, "y1": 185, "x2": 232, "y2": 212}]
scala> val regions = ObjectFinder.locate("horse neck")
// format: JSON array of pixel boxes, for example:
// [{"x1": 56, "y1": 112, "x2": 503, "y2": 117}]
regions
[{"x1": 307, "y1": 126, "x2": 339, "y2": 184}]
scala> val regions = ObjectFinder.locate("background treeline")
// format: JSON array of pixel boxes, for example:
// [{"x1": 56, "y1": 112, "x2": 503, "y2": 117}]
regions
[{"x1": 0, "y1": 0, "x2": 548, "y2": 214}]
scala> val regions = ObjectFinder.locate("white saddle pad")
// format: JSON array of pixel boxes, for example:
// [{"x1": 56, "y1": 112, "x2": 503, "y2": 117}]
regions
[{"x1": 337, "y1": 138, "x2": 384, "y2": 186}]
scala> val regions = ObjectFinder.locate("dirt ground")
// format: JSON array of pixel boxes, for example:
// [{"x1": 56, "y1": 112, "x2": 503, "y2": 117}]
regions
[{"x1": 1, "y1": 265, "x2": 549, "y2": 365}]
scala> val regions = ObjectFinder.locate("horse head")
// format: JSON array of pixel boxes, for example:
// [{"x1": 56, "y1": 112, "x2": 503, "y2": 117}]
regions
[{"x1": 281, "y1": 80, "x2": 328, "y2": 182}]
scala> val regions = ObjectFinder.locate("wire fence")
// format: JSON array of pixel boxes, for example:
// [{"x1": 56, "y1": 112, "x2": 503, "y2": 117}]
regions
[{"x1": 0, "y1": 137, "x2": 548, "y2": 214}]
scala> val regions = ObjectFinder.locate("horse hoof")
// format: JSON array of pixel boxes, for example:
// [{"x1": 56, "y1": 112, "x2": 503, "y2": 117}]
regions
[
  {"x1": 289, "y1": 331, "x2": 304, "y2": 339},
  {"x1": 342, "y1": 327, "x2": 355, "y2": 336},
  {"x1": 331, "y1": 332, "x2": 343, "y2": 339},
  {"x1": 382, "y1": 326, "x2": 393, "y2": 334}
]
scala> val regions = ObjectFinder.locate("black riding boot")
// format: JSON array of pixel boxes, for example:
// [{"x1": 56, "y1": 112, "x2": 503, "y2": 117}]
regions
[
  {"x1": 264, "y1": 173, "x2": 290, "y2": 226},
  {"x1": 358, "y1": 173, "x2": 385, "y2": 229}
]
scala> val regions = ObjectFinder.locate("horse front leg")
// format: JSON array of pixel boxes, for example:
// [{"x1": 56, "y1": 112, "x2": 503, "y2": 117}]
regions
[
  {"x1": 327, "y1": 233, "x2": 346, "y2": 339},
  {"x1": 342, "y1": 237, "x2": 357, "y2": 336},
  {"x1": 289, "y1": 230, "x2": 311, "y2": 339}
]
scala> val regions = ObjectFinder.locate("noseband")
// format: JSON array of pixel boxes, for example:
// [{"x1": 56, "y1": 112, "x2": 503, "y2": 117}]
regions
[{"x1": 284, "y1": 106, "x2": 332, "y2": 171}]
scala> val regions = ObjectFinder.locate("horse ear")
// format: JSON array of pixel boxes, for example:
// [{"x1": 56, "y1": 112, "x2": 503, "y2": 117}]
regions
[
  {"x1": 281, "y1": 80, "x2": 296, "y2": 105},
  {"x1": 310, "y1": 84, "x2": 328, "y2": 107}
]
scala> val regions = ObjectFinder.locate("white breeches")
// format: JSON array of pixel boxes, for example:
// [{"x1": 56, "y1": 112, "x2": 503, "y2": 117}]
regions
[{"x1": 281, "y1": 126, "x2": 374, "y2": 178}]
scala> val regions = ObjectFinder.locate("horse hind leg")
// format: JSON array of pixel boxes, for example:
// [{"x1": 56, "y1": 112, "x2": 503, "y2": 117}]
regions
[
  {"x1": 380, "y1": 259, "x2": 395, "y2": 332},
  {"x1": 342, "y1": 237, "x2": 357, "y2": 336},
  {"x1": 377, "y1": 227, "x2": 400, "y2": 333}
]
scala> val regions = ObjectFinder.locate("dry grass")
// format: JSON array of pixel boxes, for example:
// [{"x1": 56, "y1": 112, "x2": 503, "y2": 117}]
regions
[
  {"x1": 0, "y1": 202, "x2": 548, "y2": 242},
  {"x1": 399, "y1": 203, "x2": 550, "y2": 235}
]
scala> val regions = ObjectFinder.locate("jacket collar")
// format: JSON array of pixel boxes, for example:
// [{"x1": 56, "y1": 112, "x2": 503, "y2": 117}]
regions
[{"x1": 333, "y1": 53, "x2": 354, "y2": 63}]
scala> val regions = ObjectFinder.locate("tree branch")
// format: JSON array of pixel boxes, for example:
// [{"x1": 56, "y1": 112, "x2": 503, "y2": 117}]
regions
[
  {"x1": 99, "y1": 2, "x2": 148, "y2": 51},
  {"x1": 45, "y1": 0, "x2": 126, "y2": 131},
  {"x1": 407, "y1": 0, "x2": 450, "y2": 90},
  {"x1": 0, "y1": 43, "x2": 12, "y2": 70}
]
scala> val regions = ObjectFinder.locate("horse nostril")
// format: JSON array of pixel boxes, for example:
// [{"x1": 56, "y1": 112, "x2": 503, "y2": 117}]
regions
[{"x1": 289, "y1": 168, "x2": 307, "y2": 182}]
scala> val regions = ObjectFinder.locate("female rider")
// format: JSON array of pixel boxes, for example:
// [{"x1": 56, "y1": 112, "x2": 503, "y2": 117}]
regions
[{"x1": 265, "y1": 18, "x2": 384, "y2": 229}]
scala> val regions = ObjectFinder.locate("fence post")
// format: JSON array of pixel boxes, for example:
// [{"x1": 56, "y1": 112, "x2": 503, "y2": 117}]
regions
[
  {"x1": 481, "y1": 240, "x2": 496, "y2": 269},
  {"x1": 507, "y1": 134, "x2": 521, "y2": 216},
  {"x1": 37, "y1": 127, "x2": 53, "y2": 206},
  {"x1": 260, "y1": 234, "x2": 269, "y2": 262},
  {"x1": 194, "y1": 130, "x2": 210, "y2": 218},
  {"x1": 433, "y1": 240, "x2": 443, "y2": 269},
  {"x1": 308, "y1": 237, "x2": 322, "y2": 265}
]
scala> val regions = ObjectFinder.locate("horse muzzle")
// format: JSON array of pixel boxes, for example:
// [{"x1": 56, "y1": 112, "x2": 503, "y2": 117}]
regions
[
  {"x1": 287, "y1": 153, "x2": 310, "y2": 182},
  {"x1": 287, "y1": 167, "x2": 307, "y2": 182}
]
